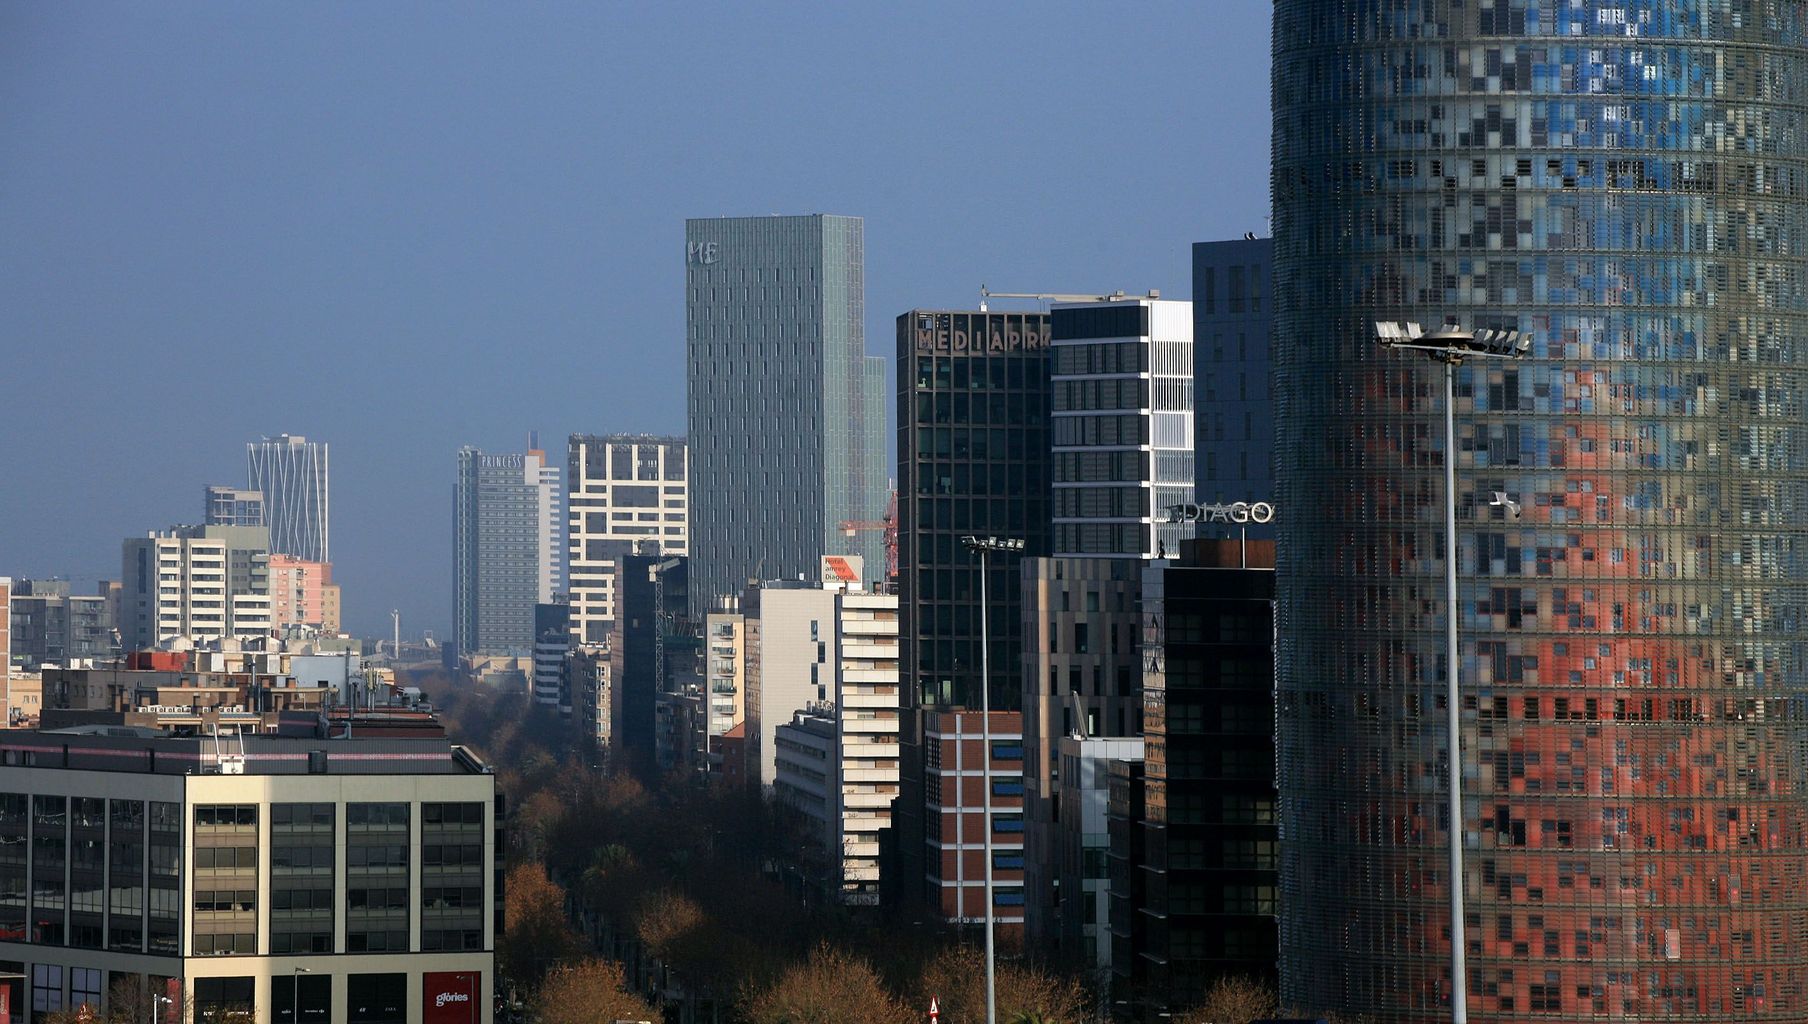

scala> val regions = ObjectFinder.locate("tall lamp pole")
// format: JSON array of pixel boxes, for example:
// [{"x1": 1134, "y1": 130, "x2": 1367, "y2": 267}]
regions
[
  {"x1": 292, "y1": 966, "x2": 311, "y2": 1024},
  {"x1": 1375, "y1": 321, "x2": 1530, "y2": 1024},
  {"x1": 961, "y1": 534, "x2": 1023, "y2": 1024}
]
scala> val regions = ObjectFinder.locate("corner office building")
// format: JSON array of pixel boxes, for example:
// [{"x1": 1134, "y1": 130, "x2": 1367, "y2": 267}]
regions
[
  {"x1": 684, "y1": 215, "x2": 888, "y2": 615},
  {"x1": 0, "y1": 727, "x2": 497, "y2": 1023}
]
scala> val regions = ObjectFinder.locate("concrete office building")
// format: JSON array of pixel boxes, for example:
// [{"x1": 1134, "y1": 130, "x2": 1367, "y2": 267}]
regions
[
  {"x1": 740, "y1": 581, "x2": 838, "y2": 788},
  {"x1": 773, "y1": 709, "x2": 838, "y2": 900},
  {"x1": 453, "y1": 445, "x2": 561, "y2": 657},
  {"x1": 1019, "y1": 556, "x2": 1144, "y2": 951},
  {"x1": 0, "y1": 724, "x2": 495, "y2": 1024},
  {"x1": 1050, "y1": 297, "x2": 1193, "y2": 560},
  {"x1": 924, "y1": 710, "x2": 1025, "y2": 941},
  {"x1": 1191, "y1": 238, "x2": 1273, "y2": 530},
  {"x1": 892, "y1": 309, "x2": 1052, "y2": 910},
  {"x1": 205, "y1": 487, "x2": 266, "y2": 530},
  {"x1": 566, "y1": 435, "x2": 688, "y2": 645},
  {"x1": 1273, "y1": 3, "x2": 1808, "y2": 1019},
  {"x1": 8, "y1": 581, "x2": 116, "y2": 671},
  {"x1": 121, "y1": 530, "x2": 273, "y2": 652},
  {"x1": 684, "y1": 215, "x2": 888, "y2": 614},
  {"x1": 247, "y1": 435, "x2": 329, "y2": 563}
]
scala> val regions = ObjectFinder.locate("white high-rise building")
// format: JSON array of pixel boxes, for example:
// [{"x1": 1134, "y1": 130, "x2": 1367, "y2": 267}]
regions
[
  {"x1": 121, "y1": 529, "x2": 273, "y2": 650},
  {"x1": 247, "y1": 434, "x2": 329, "y2": 562},
  {"x1": 453, "y1": 443, "x2": 562, "y2": 656},
  {"x1": 771, "y1": 582, "x2": 899, "y2": 905},
  {"x1": 565, "y1": 435, "x2": 688, "y2": 644},
  {"x1": 832, "y1": 587, "x2": 900, "y2": 904},
  {"x1": 1049, "y1": 297, "x2": 1195, "y2": 559}
]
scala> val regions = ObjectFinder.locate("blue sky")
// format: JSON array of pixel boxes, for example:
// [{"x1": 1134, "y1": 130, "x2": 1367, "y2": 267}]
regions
[{"x1": 0, "y1": 2, "x2": 1272, "y2": 638}]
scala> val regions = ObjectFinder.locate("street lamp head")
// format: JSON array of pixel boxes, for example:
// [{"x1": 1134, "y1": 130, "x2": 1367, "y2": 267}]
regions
[
  {"x1": 961, "y1": 535, "x2": 1024, "y2": 554},
  {"x1": 1374, "y1": 320, "x2": 1424, "y2": 347},
  {"x1": 1377, "y1": 319, "x2": 1531, "y2": 361}
]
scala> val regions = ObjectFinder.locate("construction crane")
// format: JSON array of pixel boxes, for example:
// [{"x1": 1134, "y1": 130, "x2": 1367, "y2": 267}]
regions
[
  {"x1": 837, "y1": 491, "x2": 899, "y2": 580},
  {"x1": 979, "y1": 285, "x2": 1160, "y2": 310}
]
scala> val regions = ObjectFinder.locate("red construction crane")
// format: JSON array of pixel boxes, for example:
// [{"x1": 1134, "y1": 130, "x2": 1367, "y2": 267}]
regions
[{"x1": 838, "y1": 490, "x2": 899, "y2": 580}]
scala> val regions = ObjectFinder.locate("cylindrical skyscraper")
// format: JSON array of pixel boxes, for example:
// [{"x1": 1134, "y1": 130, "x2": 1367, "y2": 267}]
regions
[{"x1": 1274, "y1": 3, "x2": 1808, "y2": 1020}]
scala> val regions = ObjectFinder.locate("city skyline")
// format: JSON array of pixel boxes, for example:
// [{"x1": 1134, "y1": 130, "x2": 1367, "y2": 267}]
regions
[{"x1": 0, "y1": 3, "x2": 1271, "y2": 638}]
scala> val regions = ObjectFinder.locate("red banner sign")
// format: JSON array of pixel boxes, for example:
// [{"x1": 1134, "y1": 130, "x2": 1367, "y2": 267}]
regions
[{"x1": 423, "y1": 972, "x2": 480, "y2": 1024}]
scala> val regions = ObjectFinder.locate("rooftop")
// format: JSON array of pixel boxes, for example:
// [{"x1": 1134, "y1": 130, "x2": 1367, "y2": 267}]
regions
[{"x1": 0, "y1": 722, "x2": 492, "y2": 777}]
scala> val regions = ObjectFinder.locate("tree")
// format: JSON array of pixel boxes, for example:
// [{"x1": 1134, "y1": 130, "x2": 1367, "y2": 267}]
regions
[
  {"x1": 533, "y1": 959, "x2": 660, "y2": 1024},
  {"x1": 501, "y1": 861, "x2": 585, "y2": 988},
  {"x1": 917, "y1": 947, "x2": 1089, "y2": 1024},
  {"x1": 1176, "y1": 976, "x2": 1278, "y2": 1024},
  {"x1": 743, "y1": 944, "x2": 914, "y2": 1024}
]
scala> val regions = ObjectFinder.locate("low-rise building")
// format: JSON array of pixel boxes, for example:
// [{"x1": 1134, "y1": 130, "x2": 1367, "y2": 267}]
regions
[
  {"x1": 925, "y1": 709, "x2": 1025, "y2": 942},
  {"x1": 0, "y1": 720, "x2": 497, "y2": 1023}
]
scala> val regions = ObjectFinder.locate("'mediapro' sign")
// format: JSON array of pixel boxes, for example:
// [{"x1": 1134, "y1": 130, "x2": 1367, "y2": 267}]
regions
[
  {"x1": 915, "y1": 323, "x2": 1050, "y2": 354},
  {"x1": 1163, "y1": 501, "x2": 1275, "y2": 524}
]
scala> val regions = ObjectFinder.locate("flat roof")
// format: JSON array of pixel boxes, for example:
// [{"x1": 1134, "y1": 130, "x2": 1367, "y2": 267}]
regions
[{"x1": 0, "y1": 729, "x2": 493, "y2": 777}]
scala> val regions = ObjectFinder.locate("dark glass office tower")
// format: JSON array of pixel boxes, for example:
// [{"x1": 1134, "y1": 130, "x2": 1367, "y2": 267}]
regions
[
  {"x1": 1128, "y1": 538, "x2": 1277, "y2": 1014},
  {"x1": 1192, "y1": 238, "x2": 1273, "y2": 532},
  {"x1": 891, "y1": 310, "x2": 1050, "y2": 907},
  {"x1": 1274, "y1": 3, "x2": 1808, "y2": 1021},
  {"x1": 684, "y1": 215, "x2": 888, "y2": 614}
]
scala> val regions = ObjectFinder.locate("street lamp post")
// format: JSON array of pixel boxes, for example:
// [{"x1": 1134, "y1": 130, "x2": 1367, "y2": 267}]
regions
[
  {"x1": 1375, "y1": 321, "x2": 1530, "y2": 1024},
  {"x1": 960, "y1": 534, "x2": 1023, "y2": 1024},
  {"x1": 291, "y1": 966, "x2": 311, "y2": 1024}
]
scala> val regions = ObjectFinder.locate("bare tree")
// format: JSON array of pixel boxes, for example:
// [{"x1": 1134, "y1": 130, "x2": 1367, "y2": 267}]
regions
[
  {"x1": 916, "y1": 946, "x2": 1089, "y2": 1024},
  {"x1": 533, "y1": 959, "x2": 660, "y2": 1024},
  {"x1": 742, "y1": 943, "x2": 914, "y2": 1024},
  {"x1": 500, "y1": 861, "x2": 585, "y2": 989},
  {"x1": 1175, "y1": 974, "x2": 1278, "y2": 1024}
]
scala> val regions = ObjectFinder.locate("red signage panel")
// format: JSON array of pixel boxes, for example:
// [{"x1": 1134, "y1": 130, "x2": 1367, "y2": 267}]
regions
[{"x1": 423, "y1": 972, "x2": 480, "y2": 1024}]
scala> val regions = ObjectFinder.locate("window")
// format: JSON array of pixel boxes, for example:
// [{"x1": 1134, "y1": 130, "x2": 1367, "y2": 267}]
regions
[
  {"x1": 194, "y1": 976, "x2": 255, "y2": 1024},
  {"x1": 992, "y1": 814, "x2": 1025, "y2": 834},
  {"x1": 347, "y1": 974, "x2": 406, "y2": 1024},
  {"x1": 993, "y1": 886, "x2": 1026, "y2": 907},
  {"x1": 991, "y1": 778, "x2": 1025, "y2": 798}
]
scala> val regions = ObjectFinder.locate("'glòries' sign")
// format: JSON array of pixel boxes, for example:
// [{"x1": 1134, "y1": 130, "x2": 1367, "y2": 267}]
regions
[{"x1": 1164, "y1": 501, "x2": 1275, "y2": 524}]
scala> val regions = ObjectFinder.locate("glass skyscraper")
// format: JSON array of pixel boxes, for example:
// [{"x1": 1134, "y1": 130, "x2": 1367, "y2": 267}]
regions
[
  {"x1": 453, "y1": 445, "x2": 562, "y2": 657},
  {"x1": 684, "y1": 215, "x2": 888, "y2": 614},
  {"x1": 1274, "y1": 3, "x2": 1808, "y2": 1021},
  {"x1": 246, "y1": 434, "x2": 329, "y2": 562}
]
